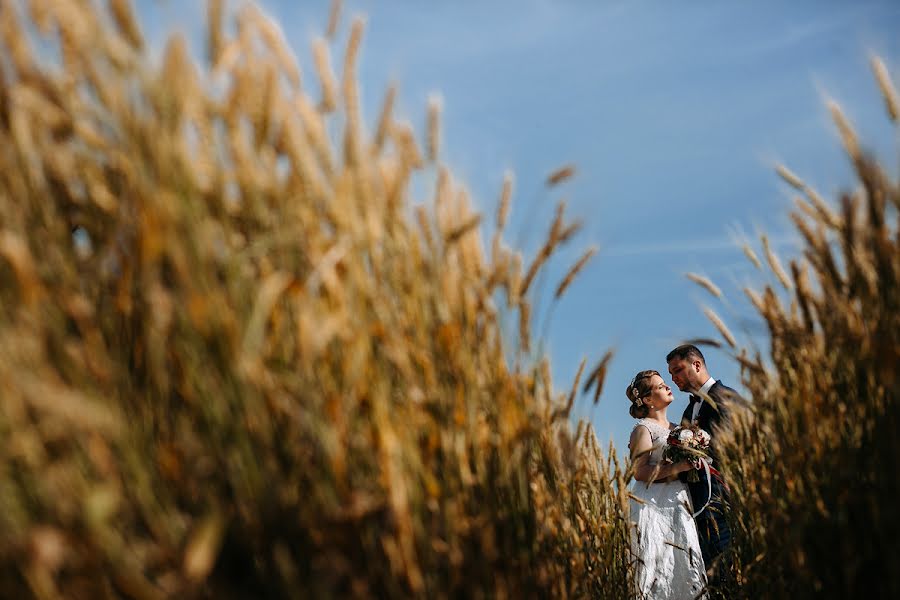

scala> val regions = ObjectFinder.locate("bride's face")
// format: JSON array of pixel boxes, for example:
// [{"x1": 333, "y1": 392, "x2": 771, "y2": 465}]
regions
[{"x1": 644, "y1": 374, "x2": 674, "y2": 410}]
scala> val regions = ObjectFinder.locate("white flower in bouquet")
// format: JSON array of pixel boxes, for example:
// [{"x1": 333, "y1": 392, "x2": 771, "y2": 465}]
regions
[{"x1": 696, "y1": 429, "x2": 711, "y2": 445}]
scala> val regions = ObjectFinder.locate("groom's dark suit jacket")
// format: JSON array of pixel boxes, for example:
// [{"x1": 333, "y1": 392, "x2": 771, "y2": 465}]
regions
[{"x1": 679, "y1": 380, "x2": 743, "y2": 511}]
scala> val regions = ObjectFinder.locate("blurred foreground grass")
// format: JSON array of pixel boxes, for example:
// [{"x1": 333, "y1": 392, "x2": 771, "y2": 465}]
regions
[{"x1": 0, "y1": 1, "x2": 631, "y2": 598}]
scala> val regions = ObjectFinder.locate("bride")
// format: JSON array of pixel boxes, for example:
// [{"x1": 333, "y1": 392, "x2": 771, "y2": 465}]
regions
[{"x1": 626, "y1": 370, "x2": 707, "y2": 599}]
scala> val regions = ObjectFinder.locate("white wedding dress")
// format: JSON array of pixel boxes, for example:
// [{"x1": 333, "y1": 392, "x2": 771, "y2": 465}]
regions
[{"x1": 629, "y1": 419, "x2": 707, "y2": 600}]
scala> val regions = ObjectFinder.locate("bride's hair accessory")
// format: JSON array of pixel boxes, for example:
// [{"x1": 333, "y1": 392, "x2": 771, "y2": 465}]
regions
[{"x1": 625, "y1": 370, "x2": 660, "y2": 418}]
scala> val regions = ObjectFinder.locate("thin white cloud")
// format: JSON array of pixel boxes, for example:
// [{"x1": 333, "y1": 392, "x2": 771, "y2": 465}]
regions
[
  {"x1": 603, "y1": 231, "x2": 798, "y2": 258},
  {"x1": 733, "y1": 14, "x2": 851, "y2": 60}
]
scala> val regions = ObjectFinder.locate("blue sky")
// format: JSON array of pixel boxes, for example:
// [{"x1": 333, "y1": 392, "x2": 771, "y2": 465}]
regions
[{"x1": 143, "y1": 1, "x2": 900, "y2": 455}]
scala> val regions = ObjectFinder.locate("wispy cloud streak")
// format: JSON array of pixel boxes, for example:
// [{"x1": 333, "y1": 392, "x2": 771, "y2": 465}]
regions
[{"x1": 604, "y1": 232, "x2": 799, "y2": 258}]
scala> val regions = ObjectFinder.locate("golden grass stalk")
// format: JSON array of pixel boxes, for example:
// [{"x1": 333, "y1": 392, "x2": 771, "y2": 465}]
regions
[
  {"x1": 546, "y1": 164, "x2": 576, "y2": 187},
  {"x1": 496, "y1": 171, "x2": 513, "y2": 230},
  {"x1": 583, "y1": 349, "x2": 614, "y2": 405},
  {"x1": 340, "y1": 17, "x2": 365, "y2": 164},
  {"x1": 0, "y1": 231, "x2": 43, "y2": 304},
  {"x1": 207, "y1": 0, "x2": 224, "y2": 64},
  {"x1": 444, "y1": 213, "x2": 482, "y2": 246},
  {"x1": 520, "y1": 202, "x2": 569, "y2": 298},
  {"x1": 761, "y1": 234, "x2": 793, "y2": 290},
  {"x1": 557, "y1": 357, "x2": 587, "y2": 421},
  {"x1": 426, "y1": 94, "x2": 442, "y2": 163},
  {"x1": 372, "y1": 83, "x2": 396, "y2": 154},
  {"x1": 249, "y1": 5, "x2": 302, "y2": 89},
  {"x1": 702, "y1": 306, "x2": 737, "y2": 348},
  {"x1": 804, "y1": 186, "x2": 842, "y2": 229},
  {"x1": 313, "y1": 38, "x2": 338, "y2": 112},
  {"x1": 109, "y1": 0, "x2": 143, "y2": 50},
  {"x1": 870, "y1": 55, "x2": 899, "y2": 122},
  {"x1": 507, "y1": 251, "x2": 523, "y2": 307},
  {"x1": 326, "y1": 0, "x2": 342, "y2": 39},
  {"x1": 685, "y1": 272, "x2": 722, "y2": 298},
  {"x1": 775, "y1": 164, "x2": 806, "y2": 190},
  {"x1": 183, "y1": 512, "x2": 226, "y2": 581},
  {"x1": 742, "y1": 242, "x2": 763, "y2": 270},
  {"x1": 555, "y1": 246, "x2": 597, "y2": 299},
  {"x1": 827, "y1": 100, "x2": 861, "y2": 162},
  {"x1": 392, "y1": 120, "x2": 424, "y2": 170},
  {"x1": 518, "y1": 300, "x2": 532, "y2": 352}
]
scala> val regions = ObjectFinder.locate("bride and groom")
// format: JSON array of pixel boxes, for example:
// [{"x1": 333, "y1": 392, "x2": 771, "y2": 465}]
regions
[{"x1": 627, "y1": 344, "x2": 740, "y2": 599}]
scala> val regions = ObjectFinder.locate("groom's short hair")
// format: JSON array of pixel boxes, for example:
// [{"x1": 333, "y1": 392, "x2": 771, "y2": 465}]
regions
[{"x1": 666, "y1": 344, "x2": 705, "y2": 365}]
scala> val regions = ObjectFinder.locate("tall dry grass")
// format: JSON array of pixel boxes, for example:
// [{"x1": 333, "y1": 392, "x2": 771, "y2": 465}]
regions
[
  {"x1": 693, "y1": 59, "x2": 900, "y2": 598},
  {"x1": 0, "y1": 1, "x2": 635, "y2": 598}
]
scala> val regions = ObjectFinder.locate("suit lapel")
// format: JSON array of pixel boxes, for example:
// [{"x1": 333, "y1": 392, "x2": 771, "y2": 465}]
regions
[
  {"x1": 698, "y1": 382, "x2": 723, "y2": 430},
  {"x1": 697, "y1": 398, "x2": 712, "y2": 430},
  {"x1": 680, "y1": 402, "x2": 693, "y2": 426}
]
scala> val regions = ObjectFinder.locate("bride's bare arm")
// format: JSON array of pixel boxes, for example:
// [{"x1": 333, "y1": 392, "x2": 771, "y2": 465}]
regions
[{"x1": 629, "y1": 426, "x2": 692, "y2": 483}]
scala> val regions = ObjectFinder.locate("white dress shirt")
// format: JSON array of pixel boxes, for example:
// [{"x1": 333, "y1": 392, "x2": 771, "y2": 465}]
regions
[{"x1": 691, "y1": 377, "x2": 716, "y2": 422}]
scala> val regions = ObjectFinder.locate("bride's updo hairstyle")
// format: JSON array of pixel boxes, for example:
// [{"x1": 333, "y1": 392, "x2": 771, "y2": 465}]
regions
[{"x1": 626, "y1": 370, "x2": 659, "y2": 419}]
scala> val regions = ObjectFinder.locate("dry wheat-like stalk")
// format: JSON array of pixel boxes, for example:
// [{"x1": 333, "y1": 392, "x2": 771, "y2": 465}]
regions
[
  {"x1": 828, "y1": 100, "x2": 861, "y2": 162},
  {"x1": 738, "y1": 240, "x2": 762, "y2": 270},
  {"x1": 207, "y1": 0, "x2": 225, "y2": 64},
  {"x1": 685, "y1": 272, "x2": 722, "y2": 298},
  {"x1": 702, "y1": 306, "x2": 737, "y2": 348},
  {"x1": 444, "y1": 214, "x2": 482, "y2": 246},
  {"x1": 426, "y1": 94, "x2": 442, "y2": 163},
  {"x1": 870, "y1": 55, "x2": 899, "y2": 122},
  {"x1": 546, "y1": 164, "x2": 576, "y2": 187},
  {"x1": 326, "y1": 0, "x2": 343, "y2": 39},
  {"x1": 496, "y1": 171, "x2": 513, "y2": 230},
  {"x1": 555, "y1": 246, "x2": 597, "y2": 299},
  {"x1": 761, "y1": 234, "x2": 793, "y2": 290},
  {"x1": 312, "y1": 38, "x2": 338, "y2": 113},
  {"x1": 507, "y1": 251, "x2": 523, "y2": 307},
  {"x1": 776, "y1": 164, "x2": 806, "y2": 190},
  {"x1": 583, "y1": 350, "x2": 614, "y2": 405},
  {"x1": 372, "y1": 83, "x2": 396, "y2": 154},
  {"x1": 109, "y1": 0, "x2": 143, "y2": 49},
  {"x1": 558, "y1": 357, "x2": 587, "y2": 420},
  {"x1": 518, "y1": 300, "x2": 532, "y2": 353},
  {"x1": 804, "y1": 186, "x2": 842, "y2": 229}
]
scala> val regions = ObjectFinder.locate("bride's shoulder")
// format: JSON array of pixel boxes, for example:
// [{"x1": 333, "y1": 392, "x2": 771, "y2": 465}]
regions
[
  {"x1": 631, "y1": 419, "x2": 670, "y2": 443},
  {"x1": 628, "y1": 421, "x2": 652, "y2": 452},
  {"x1": 629, "y1": 419, "x2": 660, "y2": 440},
  {"x1": 630, "y1": 419, "x2": 652, "y2": 433},
  {"x1": 629, "y1": 420, "x2": 656, "y2": 437}
]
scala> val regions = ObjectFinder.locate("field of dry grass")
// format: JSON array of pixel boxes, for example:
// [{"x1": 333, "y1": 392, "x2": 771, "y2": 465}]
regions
[
  {"x1": 710, "y1": 65, "x2": 900, "y2": 597},
  {"x1": 0, "y1": 1, "x2": 632, "y2": 598},
  {"x1": 0, "y1": 1, "x2": 897, "y2": 599}
]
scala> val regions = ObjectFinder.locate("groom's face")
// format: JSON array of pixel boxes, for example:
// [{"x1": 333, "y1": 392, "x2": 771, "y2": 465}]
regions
[{"x1": 667, "y1": 358, "x2": 701, "y2": 392}]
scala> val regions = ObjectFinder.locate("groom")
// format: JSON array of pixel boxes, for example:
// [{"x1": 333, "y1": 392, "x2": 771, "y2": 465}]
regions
[{"x1": 666, "y1": 344, "x2": 740, "y2": 574}]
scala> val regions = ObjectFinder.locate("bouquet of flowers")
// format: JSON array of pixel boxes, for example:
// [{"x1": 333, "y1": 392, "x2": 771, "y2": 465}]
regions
[{"x1": 663, "y1": 424, "x2": 711, "y2": 482}]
